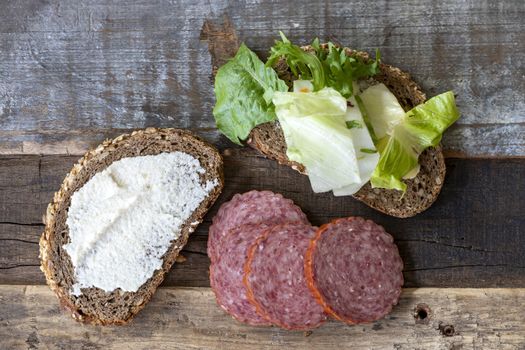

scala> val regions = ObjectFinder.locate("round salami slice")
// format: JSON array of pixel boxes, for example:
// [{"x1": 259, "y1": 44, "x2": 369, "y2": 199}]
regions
[
  {"x1": 305, "y1": 217, "x2": 404, "y2": 324},
  {"x1": 244, "y1": 223, "x2": 326, "y2": 330},
  {"x1": 210, "y1": 223, "x2": 272, "y2": 326},
  {"x1": 207, "y1": 191, "x2": 309, "y2": 262}
]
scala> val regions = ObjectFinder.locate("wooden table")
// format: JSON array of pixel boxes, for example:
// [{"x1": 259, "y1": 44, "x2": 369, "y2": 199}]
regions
[{"x1": 0, "y1": 1, "x2": 523, "y2": 349}]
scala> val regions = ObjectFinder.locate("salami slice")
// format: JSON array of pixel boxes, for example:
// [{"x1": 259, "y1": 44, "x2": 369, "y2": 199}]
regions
[
  {"x1": 210, "y1": 223, "x2": 272, "y2": 326},
  {"x1": 305, "y1": 217, "x2": 404, "y2": 324},
  {"x1": 207, "y1": 191, "x2": 309, "y2": 262},
  {"x1": 244, "y1": 223, "x2": 326, "y2": 330}
]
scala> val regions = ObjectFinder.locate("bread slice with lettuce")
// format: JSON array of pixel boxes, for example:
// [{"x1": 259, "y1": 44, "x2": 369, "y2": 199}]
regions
[{"x1": 213, "y1": 33, "x2": 459, "y2": 218}]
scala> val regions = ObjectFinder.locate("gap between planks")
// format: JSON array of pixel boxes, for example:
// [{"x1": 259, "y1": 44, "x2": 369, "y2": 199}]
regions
[{"x1": 0, "y1": 286, "x2": 524, "y2": 349}]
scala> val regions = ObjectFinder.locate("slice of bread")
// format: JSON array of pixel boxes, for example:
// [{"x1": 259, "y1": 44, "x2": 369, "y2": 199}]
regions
[
  {"x1": 39, "y1": 128, "x2": 224, "y2": 325},
  {"x1": 247, "y1": 46, "x2": 446, "y2": 218}
]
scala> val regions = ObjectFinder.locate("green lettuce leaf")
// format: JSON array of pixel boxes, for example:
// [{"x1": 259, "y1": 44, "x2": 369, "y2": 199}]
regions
[
  {"x1": 213, "y1": 43, "x2": 289, "y2": 145},
  {"x1": 370, "y1": 91, "x2": 460, "y2": 192},
  {"x1": 273, "y1": 85, "x2": 348, "y2": 118},
  {"x1": 354, "y1": 94, "x2": 379, "y2": 144},
  {"x1": 267, "y1": 32, "x2": 380, "y2": 98},
  {"x1": 357, "y1": 83, "x2": 405, "y2": 140},
  {"x1": 273, "y1": 88, "x2": 379, "y2": 194},
  {"x1": 332, "y1": 96, "x2": 380, "y2": 196}
]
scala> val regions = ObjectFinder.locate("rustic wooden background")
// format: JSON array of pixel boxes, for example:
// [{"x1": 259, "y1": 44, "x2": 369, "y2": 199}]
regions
[{"x1": 0, "y1": 0, "x2": 524, "y2": 349}]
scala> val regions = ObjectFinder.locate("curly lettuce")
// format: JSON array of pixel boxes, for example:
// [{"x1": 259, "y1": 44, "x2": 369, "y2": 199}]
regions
[{"x1": 267, "y1": 32, "x2": 380, "y2": 98}]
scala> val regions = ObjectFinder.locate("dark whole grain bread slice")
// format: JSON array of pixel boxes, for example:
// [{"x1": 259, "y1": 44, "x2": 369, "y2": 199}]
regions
[
  {"x1": 247, "y1": 46, "x2": 445, "y2": 218},
  {"x1": 39, "y1": 128, "x2": 224, "y2": 325}
]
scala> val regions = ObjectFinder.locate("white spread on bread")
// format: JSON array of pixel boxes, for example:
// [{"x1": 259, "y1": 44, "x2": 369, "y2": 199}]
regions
[{"x1": 64, "y1": 152, "x2": 218, "y2": 296}]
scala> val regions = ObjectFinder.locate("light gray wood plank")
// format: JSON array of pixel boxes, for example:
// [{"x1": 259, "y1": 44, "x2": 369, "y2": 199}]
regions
[
  {"x1": 0, "y1": 0, "x2": 523, "y2": 156},
  {"x1": 1, "y1": 286, "x2": 524, "y2": 349}
]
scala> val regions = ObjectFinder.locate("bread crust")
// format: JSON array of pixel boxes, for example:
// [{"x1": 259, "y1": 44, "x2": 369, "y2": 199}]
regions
[
  {"x1": 247, "y1": 45, "x2": 446, "y2": 218},
  {"x1": 39, "y1": 128, "x2": 224, "y2": 325}
]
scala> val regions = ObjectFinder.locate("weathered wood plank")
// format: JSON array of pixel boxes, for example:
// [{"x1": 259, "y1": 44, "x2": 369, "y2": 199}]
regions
[
  {"x1": 0, "y1": 128, "x2": 231, "y2": 155},
  {"x1": 0, "y1": 286, "x2": 524, "y2": 349},
  {"x1": 1, "y1": 151, "x2": 523, "y2": 287},
  {"x1": 0, "y1": 0, "x2": 523, "y2": 156}
]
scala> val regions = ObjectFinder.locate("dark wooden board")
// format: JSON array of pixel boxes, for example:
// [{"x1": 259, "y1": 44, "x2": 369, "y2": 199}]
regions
[
  {"x1": 1, "y1": 150, "x2": 523, "y2": 287},
  {"x1": 0, "y1": 0, "x2": 523, "y2": 156}
]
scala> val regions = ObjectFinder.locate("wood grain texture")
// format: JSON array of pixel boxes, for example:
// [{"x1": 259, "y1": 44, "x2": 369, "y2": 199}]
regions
[
  {"x1": 0, "y1": 285, "x2": 524, "y2": 349},
  {"x1": 1, "y1": 151, "x2": 523, "y2": 287},
  {"x1": 0, "y1": 0, "x2": 523, "y2": 156}
]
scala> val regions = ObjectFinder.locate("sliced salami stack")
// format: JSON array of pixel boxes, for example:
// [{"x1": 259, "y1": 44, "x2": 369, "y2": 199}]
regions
[
  {"x1": 207, "y1": 190, "x2": 404, "y2": 330},
  {"x1": 208, "y1": 191, "x2": 322, "y2": 328},
  {"x1": 210, "y1": 223, "x2": 272, "y2": 326},
  {"x1": 207, "y1": 191, "x2": 309, "y2": 263}
]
